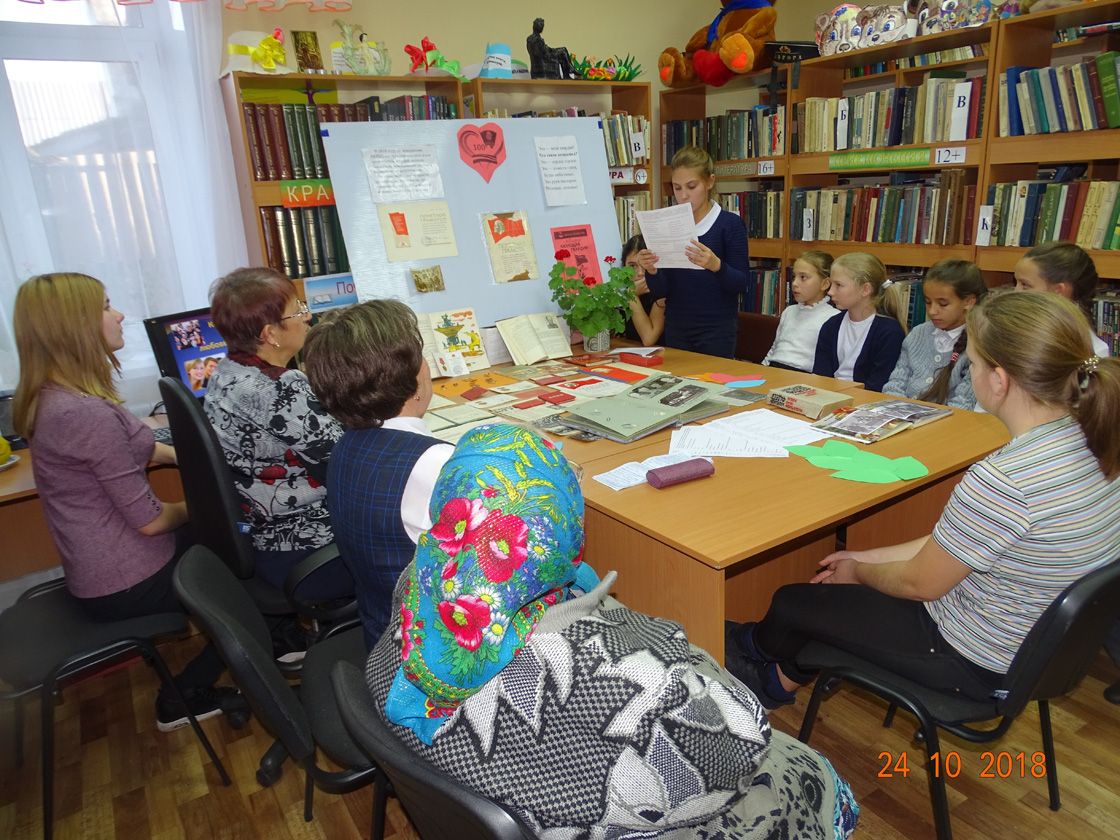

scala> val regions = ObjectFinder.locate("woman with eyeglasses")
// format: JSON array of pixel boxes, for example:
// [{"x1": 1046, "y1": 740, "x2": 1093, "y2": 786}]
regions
[{"x1": 205, "y1": 267, "x2": 353, "y2": 609}]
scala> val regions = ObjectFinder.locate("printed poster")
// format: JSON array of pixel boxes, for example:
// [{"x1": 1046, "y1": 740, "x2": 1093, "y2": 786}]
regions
[
  {"x1": 481, "y1": 211, "x2": 537, "y2": 283},
  {"x1": 377, "y1": 200, "x2": 458, "y2": 263},
  {"x1": 550, "y1": 224, "x2": 602, "y2": 285},
  {"x1": 534, "y1": 135, "x2": 587, "y2": 206},
  {"x1": 363, "y1": 145, "x2": 444, "y2": 202}
]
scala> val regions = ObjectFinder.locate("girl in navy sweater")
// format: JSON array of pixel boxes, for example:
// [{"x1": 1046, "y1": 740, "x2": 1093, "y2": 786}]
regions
[
  {"x1": 636, "y1": 147, "x2": 748, "y2": 358},
  {"x1": 813, "y1": 252, "x2": 906, "y2": 391}
]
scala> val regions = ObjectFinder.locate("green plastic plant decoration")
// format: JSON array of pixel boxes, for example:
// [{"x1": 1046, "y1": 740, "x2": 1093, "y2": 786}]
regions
[{"x1": 786, "y1": 440, "x2": 930, "y2": 484}]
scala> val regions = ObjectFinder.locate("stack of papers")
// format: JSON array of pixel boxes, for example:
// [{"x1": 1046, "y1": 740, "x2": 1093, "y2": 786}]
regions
[{"x1": 669, "y1": 408, "x2": 831, "y2": 459}]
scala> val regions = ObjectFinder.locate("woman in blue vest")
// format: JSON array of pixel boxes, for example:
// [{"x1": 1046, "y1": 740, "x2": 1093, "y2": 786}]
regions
[{"x1": 303, "y1": 300, "x2": 452, "y2": 649}]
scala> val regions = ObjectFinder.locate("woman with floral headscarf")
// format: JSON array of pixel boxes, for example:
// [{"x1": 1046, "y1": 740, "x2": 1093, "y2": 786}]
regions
[{"x1": 366, "y1": 423, "x2": 859, "y2": 838}]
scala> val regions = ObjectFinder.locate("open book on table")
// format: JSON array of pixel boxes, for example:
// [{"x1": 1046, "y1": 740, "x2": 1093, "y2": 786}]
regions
[
  {"x1": 418, "y1": 307, "x2": 491, "y2": 375},
  {"x1": 811, "y1": 399, "x2": 951, "y2": 444},
  {"x1": 560, "y1": 374, "x2": 727, "y2": 444},
  {"x1": 494, "y1": 312, "x2": 572, "y2": 366}
]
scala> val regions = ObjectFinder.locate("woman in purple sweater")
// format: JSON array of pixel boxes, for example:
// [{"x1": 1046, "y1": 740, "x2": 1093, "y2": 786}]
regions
[{"x1": 13, "y1": 273, "x2": 243, "y2": 732}]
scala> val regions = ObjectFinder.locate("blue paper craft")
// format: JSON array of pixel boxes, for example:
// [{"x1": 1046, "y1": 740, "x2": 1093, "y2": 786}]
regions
[{"x1": 725, "y1": 378, "x2": 766, "y2": 388}]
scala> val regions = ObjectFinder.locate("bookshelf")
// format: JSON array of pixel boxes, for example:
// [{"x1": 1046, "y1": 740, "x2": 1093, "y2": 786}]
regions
[{"x1": 470, "y1": 78, "x2": 653, "y2": 240}]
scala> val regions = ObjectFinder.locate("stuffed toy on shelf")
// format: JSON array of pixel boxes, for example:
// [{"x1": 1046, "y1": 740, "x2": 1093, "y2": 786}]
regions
[{"x1": 658, "y1": 0, "x2": 778, "y2": 88}]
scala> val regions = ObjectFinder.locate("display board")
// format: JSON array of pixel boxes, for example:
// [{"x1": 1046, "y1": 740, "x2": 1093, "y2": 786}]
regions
[{"x1": 322, "y1": 117, "x2": 622, "y2": 327}]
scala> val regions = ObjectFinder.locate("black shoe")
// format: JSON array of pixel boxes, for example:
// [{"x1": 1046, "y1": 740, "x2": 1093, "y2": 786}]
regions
[
  {"x1": 156, "y1": 686, "x2": 247, "y2": 733},
  {"x1": 725, "y1": 654, "x2": 796, "y2": 712},
  {"x1": 1105, "y1": 680, "x2": 1120, "y2": 705},
  {"x1": 271, "y1": 618, "x2": 310, "y2": 665}
]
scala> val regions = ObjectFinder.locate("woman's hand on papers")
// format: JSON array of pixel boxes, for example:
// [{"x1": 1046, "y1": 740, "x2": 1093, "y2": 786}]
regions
[
  {"x1": 812, "y1": 551, "x2": 861, "y2": 584},
  {"x1": 685, "y1": 239, "x2": 721, "y2": 272},
  {"x1": 635, "y1": 249, "x2": 660, "y2": 275}
]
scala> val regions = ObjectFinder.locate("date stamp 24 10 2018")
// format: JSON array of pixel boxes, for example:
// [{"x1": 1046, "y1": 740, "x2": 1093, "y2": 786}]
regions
[{"x1": 878, "y1": 750, "x2": 1048, "y2": 780}]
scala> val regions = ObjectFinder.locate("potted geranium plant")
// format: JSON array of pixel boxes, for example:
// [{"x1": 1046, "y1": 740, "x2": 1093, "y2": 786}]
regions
[{"x1": 548, "y1": 250, "x2": 636, "y2": 352}]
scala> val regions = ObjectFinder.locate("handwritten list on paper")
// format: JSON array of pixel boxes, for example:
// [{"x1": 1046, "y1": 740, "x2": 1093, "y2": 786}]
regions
[
  {"x1": 363, "y1": 145, "x2": 444, "y2": 203},
  {"x1": 533, "y1": 135, "x2": 587, "y2": 206}
]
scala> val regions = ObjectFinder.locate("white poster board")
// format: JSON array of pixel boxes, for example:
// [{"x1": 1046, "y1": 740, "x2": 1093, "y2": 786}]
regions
[{"x1": 321, "y1": 117, "x2": 622, "y2": 327}]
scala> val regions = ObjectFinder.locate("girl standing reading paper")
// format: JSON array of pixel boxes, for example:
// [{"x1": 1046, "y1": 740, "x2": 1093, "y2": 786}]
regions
[
  {"x1": 884, "y1": 259, "x2": 988, "y2": 409},
  {"x1": 726, "y1": 292, "x2": 1120, "y2": 710},
  {"x1": 13, "y1": 273, "x2": 244, "y2": 731},
  {"x1": 636, "y1": 147, "x2": 748, "y2": 358},
  {"x1": 812, "y1": 252, "x2": 905, "y2": 391},
  {"x1": 762, "y1": 250, "x2": 836, "y2": 372}
]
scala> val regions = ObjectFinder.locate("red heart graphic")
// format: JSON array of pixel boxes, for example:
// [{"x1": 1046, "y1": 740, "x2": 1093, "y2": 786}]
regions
[{"x1": 458, "y1": 122, "x2": 506, "y2": 183}]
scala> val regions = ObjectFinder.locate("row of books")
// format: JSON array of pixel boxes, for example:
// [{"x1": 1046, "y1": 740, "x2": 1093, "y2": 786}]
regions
[
  {"x1": 663, "y1": 106, "x2": 786, "y2": 162},
  {"x1": 1093, "y1": 291, "x2": 1120, "y2": 356},
  {"x1": 258, "y1": 205, "x2": 350, "y2": 280},
  {"x1": 790, "y1": 170, "x2": 973, "y2": 246},
  {"x1": 792, "y1": 74, "x2": 984, "y2": 154},
  {"x1": 601, "y1": 112, "x2": 652, "y2": 167},
  {"x1": 743, "y1": 265, "x2": 782, "y2": 315},
  {"x1": 997, "y1": 53, "x2": 1120, "y2": 137},
  {"x1": 1054, "y1": 21, "x2": 1120, "y2": 43},
  {"x1": 884, "y1": 274, "x2": 928, "y2": 332},
  {"x1": 719, "y1": 189, "x2": 783, "y2": 239},
  {"x1": 615, "y1": 193, "x2": 650, "y2": 242},
  {"x1": 242, "y1": 95, "x2": 458, "y2": 182},
  {"x1": 844, "y1": 43, "x2": 988, "y2": 77},
  {"x1": 985, "y1": 179, "x2": 1120, "y2": 250}
]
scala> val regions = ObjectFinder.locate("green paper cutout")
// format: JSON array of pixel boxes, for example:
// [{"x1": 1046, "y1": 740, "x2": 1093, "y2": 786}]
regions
[{"x1": 786, "y1": 442, "x2": 931, "y2": 484}]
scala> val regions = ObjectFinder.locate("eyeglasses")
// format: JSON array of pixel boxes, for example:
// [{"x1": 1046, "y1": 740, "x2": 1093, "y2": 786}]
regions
[{"x1": 279, "y1": 300, "x2": 310, "y2": 322}]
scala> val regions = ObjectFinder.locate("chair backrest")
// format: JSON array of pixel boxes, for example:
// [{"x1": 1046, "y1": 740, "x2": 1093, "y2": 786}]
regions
[
  {"x1": 331, "y1": 661, "x2": 531, "y2": 840},
  {"x1": 174, "y1": 545, "x2": 315, "y2": 762},
  {"x1": 1000, "y1": 558, "x2": 1120, "y2": 718},
  {"x1": 735, "y1": 312, "x2": 780, "y2": 363},
  {"x1": 158, "y1": 376, "x2": 256, "y2": 579}
]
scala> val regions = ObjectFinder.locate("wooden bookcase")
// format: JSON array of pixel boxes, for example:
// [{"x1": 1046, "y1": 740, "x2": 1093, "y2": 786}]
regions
[{"x1": 655, "y1": 4, "x2": 1120, "y2": 321}]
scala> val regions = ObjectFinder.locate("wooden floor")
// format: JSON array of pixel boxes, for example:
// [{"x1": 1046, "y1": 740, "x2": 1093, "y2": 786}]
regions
[{"x1": 1, "y1": 634, "x2": 1117, "y2": 840}]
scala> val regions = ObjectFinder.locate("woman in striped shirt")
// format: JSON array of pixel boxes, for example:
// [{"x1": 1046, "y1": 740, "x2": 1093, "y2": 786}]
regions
[{"x1": 726, "y1": 292, "x2": 1120, "y2": 709}]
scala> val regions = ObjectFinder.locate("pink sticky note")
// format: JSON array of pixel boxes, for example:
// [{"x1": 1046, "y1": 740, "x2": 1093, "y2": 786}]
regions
[{"x1": 703, "y1": 373, "x2": 739, "y2": 384}]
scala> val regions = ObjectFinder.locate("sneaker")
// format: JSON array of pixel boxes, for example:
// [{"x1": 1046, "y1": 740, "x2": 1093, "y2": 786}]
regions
[
  {"x1": 156, "y1": 685, "x2": 246, "y2": 733},
  {"x1": 725, "y1": 655, "x2": 796, "y2": 712}
]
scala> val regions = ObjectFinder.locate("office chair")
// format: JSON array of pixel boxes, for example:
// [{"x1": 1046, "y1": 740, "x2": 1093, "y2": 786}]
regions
[
  {"x1": 735, "y1": 311, "x2": 780, "y2": 363},
  {"x1": 157, "y1": 376, "x2": 354, "y2": 631},
  {"x1": 796, "y1": 559, "x2": 1120, "y2": 840},
  {"x1": 332, "y1": 660, "x2": 535, "y2": 840},
  {"x1": 172, "y1": 546, "x2": 382, "y2": 830},
  {"x1": 0, "y1": 577, "x2": 232, "y2": 840}
]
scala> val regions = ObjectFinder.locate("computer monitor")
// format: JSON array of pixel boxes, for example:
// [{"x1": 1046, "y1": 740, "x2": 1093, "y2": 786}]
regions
[{"x1": 143, "y1": 307, "x2": 228, "y2": 400}]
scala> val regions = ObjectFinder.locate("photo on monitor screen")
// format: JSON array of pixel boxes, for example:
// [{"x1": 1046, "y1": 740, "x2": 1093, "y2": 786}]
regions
[{"x1": 144, "y1": 309, "x2": 227, "y2": 399}]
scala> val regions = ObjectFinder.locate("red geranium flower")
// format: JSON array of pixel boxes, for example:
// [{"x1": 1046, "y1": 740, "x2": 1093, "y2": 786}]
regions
[
  {"x1": 430, "y1": 497, "x2": 487, "y2": 558},
  {"x1": 583, "y1": 277, "x2": 595, "y2": 287},
  {"x1": 604, "y1": 255, "x2": 616, "y2": 264},
  {"x1": 554, "y1": 249, "x2": 571, "y2": 260},
  {"x1": 438, "y1": 595, "x2": 491, "y2": 651},
  {"x1": 473, "y1": 510, "x2": 529, "y2": 583}
]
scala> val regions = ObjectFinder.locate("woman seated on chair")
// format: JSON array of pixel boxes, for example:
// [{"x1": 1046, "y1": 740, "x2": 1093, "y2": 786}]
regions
[
  {"x1": 725, "y1": 292, "x2": 1120, "y2": 710},
  {"x1": 302, "y1": 300, "x2": 453, "y2": 650},
  {"x1": 12, "y1": 273, "x2": 243, "y2": 732},
  {"x1": 205, "y1": 267, "x2": 352, "y2": 602},
  {"x1": 364, "y1": 423, "x2": 860, "y2": 839}
]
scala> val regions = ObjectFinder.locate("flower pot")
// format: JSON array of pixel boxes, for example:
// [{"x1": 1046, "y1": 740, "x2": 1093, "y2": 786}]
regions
[{"x1": 582, "y1": 329, "x2": 611, "y2": 353}]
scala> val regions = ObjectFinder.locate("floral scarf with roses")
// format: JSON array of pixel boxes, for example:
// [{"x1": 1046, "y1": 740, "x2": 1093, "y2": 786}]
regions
[{"x1": 384, "y1": 422, "x2": 599, "y2": 744}]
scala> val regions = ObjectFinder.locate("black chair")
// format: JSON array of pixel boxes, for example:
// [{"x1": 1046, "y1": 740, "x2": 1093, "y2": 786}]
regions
[
  {"x1": 157, "y1": 376, "x2": 354, "y2": 629},
  {"x1": 332, "y1": 660, "x2": 534, "y2": 840},
  {"x1": 796, "y1": 559, "x2": 1120, "y2": 840},
  {"x1": 735, "y1": 311, "x2": 780, "y2": 363},
  {"x1": 172, "y1": 546, "x2": 384, "y2": 832},
  {"x1": 0, "y1": 578, "x2": 232, "y2": 840}
]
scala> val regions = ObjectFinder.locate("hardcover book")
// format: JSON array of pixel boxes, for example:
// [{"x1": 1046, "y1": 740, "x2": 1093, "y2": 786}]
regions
[{"x1": 812, "y1": 399, "x2": 951, "y2": 444}]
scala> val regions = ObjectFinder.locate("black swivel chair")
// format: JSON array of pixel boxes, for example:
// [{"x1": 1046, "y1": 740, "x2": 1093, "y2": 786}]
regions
[
  {"x1": 332, "y1": 660, "x2": 534, "y2": 840},
  {"x1": 796, "y1": 559, "x2": 1120, "y2": 840},
  {"x1": 172, "y1": 546, "x2": 384, "y2": 831},
  {"x1": 0, "y1": 578, "x2": 233, "y2": 840},
  {"x1": 157, "y1": 376, "x2": 354, "y2": 630}
]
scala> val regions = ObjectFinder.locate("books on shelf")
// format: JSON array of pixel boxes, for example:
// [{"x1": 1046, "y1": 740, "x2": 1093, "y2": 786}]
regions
[
  {"x1": 663, "y1": 105, "x2": 786, "y2": 162},
  {"x1": 790, "y1": 169, "x2": 971, "y2": 247},
  {"x1": 812, "y1": 399, "x2": 951, "y2": 443},
  {"x1": 844, "y1": 43, "x2": 989, "y2": 77},
  {"x1": 792, "y1": 73, "x2": 985, "y2": 153},
  {"x1": 1093, "y1": 289, "x2": 1120, "y2": 356},
  {"x1": 984, "y1": 179, "x2": 1120, "y2": 250},
  {"x1": 494, "y1": 313, "x2": 573, "y2": 366},
  {"x1": 720, "y1": 188, "x2": 783, "y2": 239},
  {"x1": 260, "y1": 205, "x2": 349, "y2": 279},
  {"x1": 615, "y1": 192, "x2": 651, "y2": 241},
  {"x1": 744, "y1": 265, "x2": 782, "y2": 315},
  {"x1": 998, "y1": 52, "x2": 1120, "y2": 136},
  {"x1": 601, "y1": 112, "x2": 651, "y2": 167}
]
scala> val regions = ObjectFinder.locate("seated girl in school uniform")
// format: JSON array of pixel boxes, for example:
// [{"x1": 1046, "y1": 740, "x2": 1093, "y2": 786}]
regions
[
  {"x1": 621, "y1": 234, "x2": 666, "y2": 345},
  {"x1": 884, "y1": 259, "x2": 988, "y2": 410},
  {"x1": 727, "y1": 292, "x2": 1120, "y2": 711},
  {"x1": 1014, "y1": 240, "x2": 1110, "y2": 357},
  {"x1": 761, "y1": 250, "x2": 836, "y2": 372},
  {"x1": 812, "y1": 252, "x2": 906, "y2": 391},
  {"x1": 635, "y1": 146, "x2": 748, "y2": 358}
]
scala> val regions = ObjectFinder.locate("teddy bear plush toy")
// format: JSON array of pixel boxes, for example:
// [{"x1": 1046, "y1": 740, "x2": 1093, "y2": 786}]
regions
[{"x1": 658, "y1": 0, "x2": 779, "y2": 88}]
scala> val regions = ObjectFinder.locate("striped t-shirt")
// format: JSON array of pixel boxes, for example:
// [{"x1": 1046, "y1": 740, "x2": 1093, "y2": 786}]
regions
[{"x1": 928, "y1": 414, "x2": 1120, "y2": 674}]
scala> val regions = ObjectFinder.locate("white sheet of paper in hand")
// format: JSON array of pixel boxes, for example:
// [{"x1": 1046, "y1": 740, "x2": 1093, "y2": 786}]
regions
[{"x1": 634, "y1": 204, "x2": 701, "y2": 270}]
